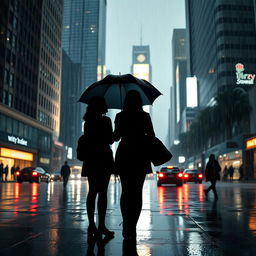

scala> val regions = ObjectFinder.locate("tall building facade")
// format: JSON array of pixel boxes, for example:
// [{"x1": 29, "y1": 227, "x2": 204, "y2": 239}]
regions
[
  {"x1": 170, "y1": 29, "x2": 188, "y2": 146},
  {"x1": 61, "y1": 0, "x2": 107, "y2": 162},
  {"x1": 59, "y1": 50, "x2": 81, "y2": 162},
  {"x1": 131, "y1": 45, "x2": 152, "y2": 114},
  {"x1": 186, "y1": 0, "x2": 256, "y2": 178},
  {"x1": 186, "y1": 0, "x2": 256, "y2": 107},
  {"x1": 62, "y1": 0, "x2": 106, "y2": 86},
  {"x1": 0, "y1": 0, "x2": 63, "y2": 174}
]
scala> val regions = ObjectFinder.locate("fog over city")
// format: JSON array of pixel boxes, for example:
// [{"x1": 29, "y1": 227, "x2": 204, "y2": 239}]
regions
[{"x1": 106, "y1": 0, "x2": 186, "y2": 142}]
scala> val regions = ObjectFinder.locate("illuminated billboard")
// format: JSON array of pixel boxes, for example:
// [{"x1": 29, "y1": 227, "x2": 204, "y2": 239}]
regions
[
  {"x1": 186, "y1": 77, "x2": 198, "y2": 107},
  {"x1": 132, "y1": 64, "x2": 150, "y2": 81},
  {"x1": 235, "y1": 63, "x2": 255, "y2": 85},
  {"x1": 0, "y1": 147, "x2": 34, "y2": 161}
]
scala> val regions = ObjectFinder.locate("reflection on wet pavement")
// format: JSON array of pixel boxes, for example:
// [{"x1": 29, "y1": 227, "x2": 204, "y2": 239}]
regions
[{"x1": 0, "y1": 179, "x2": 256, "y2": 255}]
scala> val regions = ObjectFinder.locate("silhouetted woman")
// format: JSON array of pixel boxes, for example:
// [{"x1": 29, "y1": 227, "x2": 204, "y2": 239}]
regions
[
  {"x1": 114, "y1": 90, "x2": 155, "y2": 243},
  {"x1": 82, "y1": 96, "x2": 114, "y2": 239},
  {"x1": 204, "y1": 154, "x2": 221, "y2": 200}
]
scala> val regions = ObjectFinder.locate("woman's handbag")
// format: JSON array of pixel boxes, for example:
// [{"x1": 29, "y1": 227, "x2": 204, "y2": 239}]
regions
[
  {"x1": 76, "y1": 135, "x2": 89, "y2": 161},
  {"x1": 146, "y1": 136, "x2": 173, "y2": 166}
]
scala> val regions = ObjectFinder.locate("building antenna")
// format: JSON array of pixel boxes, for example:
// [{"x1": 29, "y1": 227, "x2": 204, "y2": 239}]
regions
[{"x1": 140, "y1": 25, "x2": 143, "y2": 45}]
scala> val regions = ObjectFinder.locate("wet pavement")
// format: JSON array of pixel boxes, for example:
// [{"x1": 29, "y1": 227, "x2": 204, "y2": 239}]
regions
[{"x1": 0, "y1": 178, "x2": 256, "y2": 256}]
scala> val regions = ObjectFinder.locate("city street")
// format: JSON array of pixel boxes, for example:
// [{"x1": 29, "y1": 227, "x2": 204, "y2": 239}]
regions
[{"x1": 0, "y1": 178, "x2": 256, "y2": 256}]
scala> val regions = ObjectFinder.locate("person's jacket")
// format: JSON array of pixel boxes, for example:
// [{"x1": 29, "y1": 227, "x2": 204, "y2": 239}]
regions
[
  {"x1": 61, "y1": 164, "x2": 71, "y2": 177},
  {"x1": 205, "y1": 160, "x2": 221, "y2": 181}
]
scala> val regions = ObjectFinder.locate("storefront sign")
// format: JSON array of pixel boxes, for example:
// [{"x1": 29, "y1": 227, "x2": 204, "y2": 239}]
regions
[
  {"x1": 54, "y1": 140, "x2": 64, "y2": 147},
  {"x1": 246, "y1": 137, "x2": 256, "y2": 150},
  {"x1": 39, "y1": 157, "x2": 50, "y2": 164},
  {"x1": 8, "y1": 135, "x2": 28, "y2": 146},
  {"x1": 236, "y1": 63, "x2": 255, "y2": 85},
  {"x1": 0, "y1": 147, "x2": 33, "y2": 161}
]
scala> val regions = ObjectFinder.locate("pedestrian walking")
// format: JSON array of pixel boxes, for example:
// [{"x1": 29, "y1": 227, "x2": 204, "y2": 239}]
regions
[
  {"x1": 229, "y1": 165, "x2": 234, "y2": 181},
  {"x1": 239, "y1": 164, "x2": 244, "y2": 181},
  {"x1": 81, "y1": 96, "x2": 115, "y2": 240},
  {"x1": 113, "y1": 90, "x2": 155, "y2": 246},
  {"x1": 0, "y1": 163, "x2": 3, "y2": 182},
  {"x1": 11, "y1": 165, "x2": 16, "y2": 181},
  {"x1": 204, "y1": 154, "x2": 221, "y2": 200},
  {"x1": 60, "y1": 161, "x2": 71, "y2": 188},
  {"x1": 4, "y1": 165, "x2": 9, "y2": 181},
  {"x1": 223, "y1": 165, "x2": 228, "y2": 181}
]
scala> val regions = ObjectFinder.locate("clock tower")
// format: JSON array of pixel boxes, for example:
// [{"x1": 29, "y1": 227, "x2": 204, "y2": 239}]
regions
[{"x1": 131, "y1": 45, "x2": 152, "y2": 82}]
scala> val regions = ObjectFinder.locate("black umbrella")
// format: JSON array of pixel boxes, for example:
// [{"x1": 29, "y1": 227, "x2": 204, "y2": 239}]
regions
[{"x1": 78, "y1": 74, "x2": 162, "y2": 109}]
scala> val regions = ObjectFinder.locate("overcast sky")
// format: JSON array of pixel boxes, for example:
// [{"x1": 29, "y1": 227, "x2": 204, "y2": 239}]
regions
[{"x1": 106, "y1": 0, "x2": 186, "y2": 142}]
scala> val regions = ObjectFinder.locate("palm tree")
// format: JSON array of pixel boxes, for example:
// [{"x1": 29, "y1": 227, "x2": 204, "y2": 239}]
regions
[{"x1": 215, "y1": 89, "x2": 251, "y2": 139}]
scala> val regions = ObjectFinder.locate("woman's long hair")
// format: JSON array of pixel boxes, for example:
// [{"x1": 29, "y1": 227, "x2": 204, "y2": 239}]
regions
[
  {"x1": 83, "y1": 96, "x2": 108, "y2": 121},
  {"x1": 123, "y1": 90, "x2": 143, "y2": 112}
]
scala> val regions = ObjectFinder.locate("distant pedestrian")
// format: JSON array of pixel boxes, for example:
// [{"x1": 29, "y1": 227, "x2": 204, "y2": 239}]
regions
[
  {"x1": 4, "y1": 165, "x2": 9, "y2": 181},
  {"x1": 204, "y1": 154, "x2": 221, "y2": 200},
  {"x1": 0, "y1": 163, "x2": 3, "y2": 182},
  {"x1": 60, "y1": 161, "x2": 71, "y2": 188},
  {"x1": 229, "y1": 165, "x2": 234, "y2": 181},
  {"x1": 239, "y1": 164, "x2": 244, "y2": 181},
  {"x1": 223, "y1": 165, "x2": 228, "y2": 181},
  {"x1": 11, "y1": 165, "x2": 16, "y2": 181}
]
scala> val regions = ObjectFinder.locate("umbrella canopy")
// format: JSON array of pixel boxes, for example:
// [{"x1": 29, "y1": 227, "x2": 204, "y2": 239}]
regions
[{"x1": 78, "y1": 74, "x2": 162, "y2": 109}]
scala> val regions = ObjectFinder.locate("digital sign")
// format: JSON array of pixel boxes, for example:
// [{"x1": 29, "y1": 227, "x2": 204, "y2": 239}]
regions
[
  {"x1": 246, "y1": 137, "x2": 256, "y2": 150},
  {"x1": 236, "y1": 63, "x2": 255, "y2": 85},
  {"x1": 0, "y1": 147, "x2": 33, "y2": 161},
  {"x1": 132, "y1": 64, "x2": 150, "y2": 81}
]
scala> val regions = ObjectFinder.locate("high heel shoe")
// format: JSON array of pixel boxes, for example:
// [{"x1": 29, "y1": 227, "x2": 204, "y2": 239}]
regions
[
  {"x1": 98, "y1": 226, "x2": 115, "y2": 238},
  {"x1": 87, "y1": 225, "x2": 98, "y2": 238}
]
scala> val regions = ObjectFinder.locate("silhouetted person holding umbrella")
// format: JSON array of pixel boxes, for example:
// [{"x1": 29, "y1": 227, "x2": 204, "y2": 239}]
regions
[
  {"x1": 204, "y1": 154, "x2": 221, "y2": 200},
  {"x1": 82, "y1": 96, "x2": 115, "y2": 240},
  {"x1": 113, "y1": 90, "x2": 155, "y2": 248}
]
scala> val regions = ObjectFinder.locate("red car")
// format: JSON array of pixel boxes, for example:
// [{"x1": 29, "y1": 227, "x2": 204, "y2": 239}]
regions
[
  {"x1": 183, "y1": 169, "x2": 203, "y2": 184},
  {"x1": 16, "y1": 167, "x2": 50, "y2": 183},
  {"x1": 157, "y1": 166, "x2": 183, "y2": 186}
]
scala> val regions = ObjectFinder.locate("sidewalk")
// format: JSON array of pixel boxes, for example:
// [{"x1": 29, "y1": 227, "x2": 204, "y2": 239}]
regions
[{"x1": 0, "y1": 179, "x2": 256, "y2": 255}]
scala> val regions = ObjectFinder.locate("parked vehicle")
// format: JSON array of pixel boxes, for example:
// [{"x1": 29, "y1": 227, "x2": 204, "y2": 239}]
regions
[
  {"x1": 16, "y1": 167, "x2": 50, "y2": 183},
  {"x1": 183, "y1": 169, "x2": 203, "y2": 184},
  {"x1": 50, "y1": 171, "x2": 62, "y2": 181},
  {"x1": 157, "y1": 166, "x2": 183, "y2": 186}
]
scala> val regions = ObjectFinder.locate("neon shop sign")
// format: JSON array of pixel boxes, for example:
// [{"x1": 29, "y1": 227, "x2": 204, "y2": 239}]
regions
[{"x1": 236, "y1": 63, "x2": 255, "y2": 85}]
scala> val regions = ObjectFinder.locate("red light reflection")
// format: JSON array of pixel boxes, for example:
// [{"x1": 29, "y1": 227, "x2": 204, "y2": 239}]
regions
[
  {"x1": 198, "y1": 184, "x2": 204, "y2": 203},
  {"x1": 30, "y1": 183, "x2": 39, "y2": 216},
  {"x1": 157, "y1": 186, "x2": 174, "y2": 215},
  {"x1": 14, "y1": 183, "x2": 20, "y2": 202},
  {"x1": 177, "y1": 184, "x2": 189, "y2": 215}
]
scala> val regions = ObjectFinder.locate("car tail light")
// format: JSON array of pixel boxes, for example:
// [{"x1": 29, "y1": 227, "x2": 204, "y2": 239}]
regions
[
  {"x1": 198, "y1": 174, "x2": 203, "y2": 178},
  {"x1": 16, "y1": 171, "x2": 20, "y2": 176},
  {"x1": 178, "y1": 173, "x2": 183, "y2": 178},
  {"x1": 158, "y1": 173, "x2": 165, "y2": 178},
  {"x1": 184, "y1": 174, "x2": 189, "y2": 178},
  {"x1": 32, "y1": 171, "x2": 38, "y2": 176}
]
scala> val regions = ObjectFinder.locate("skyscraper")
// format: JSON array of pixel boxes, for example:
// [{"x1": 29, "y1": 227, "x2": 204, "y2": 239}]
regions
[
  {"x1": 62, "y1": 0, "x2": 106, "y2": 86},
  {"x1": 170, "y1": 29, "x2": 188, "y2": 145},
  {"x1": 131, "y1": 45, "x2": 152, "y2": 114},
  {"x1": 186, "y1": 0, "x2": 256, "y2": 107},
  {"x1": 0, "y1": 0, "x2": 63, "y2": 173},
  {"x1": 61, "y1": 0, "x2": 107, "y2": 162}
]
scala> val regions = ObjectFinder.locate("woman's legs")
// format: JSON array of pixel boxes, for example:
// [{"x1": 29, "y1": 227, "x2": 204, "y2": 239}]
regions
[
  {"x1": 120, "y1": 172, "x2": 146, "y2": 239},
  {"x1": 87, "y1": 174, "x2": 111, "y2": 230},
  {"x1": 98, "y1": 175, "x2": 110, "y2": 229},
  {"x1": 87, "y1": 176, "x2": 98, "y2": 228}
]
